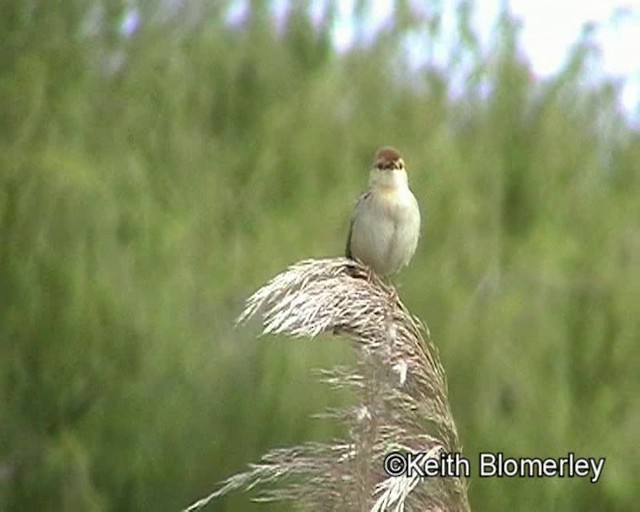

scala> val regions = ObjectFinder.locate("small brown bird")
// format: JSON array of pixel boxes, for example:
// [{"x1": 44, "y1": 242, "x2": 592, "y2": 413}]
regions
[{"x1": 346, "y1": 147, "x2": 421, "y2": 276}]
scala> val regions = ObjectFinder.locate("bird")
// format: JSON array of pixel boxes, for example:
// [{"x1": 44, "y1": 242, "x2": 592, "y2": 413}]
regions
[{"x1": 345, "y1": 147, "x2": 421, "y2": 277}]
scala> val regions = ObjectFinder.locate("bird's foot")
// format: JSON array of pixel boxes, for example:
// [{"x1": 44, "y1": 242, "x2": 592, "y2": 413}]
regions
[
  {"x1": 366, "y1": 266, "x2": 376, "y2": 283},
  {"x1": 388, "y1": 285, "x2": 399, "y2": 304}
]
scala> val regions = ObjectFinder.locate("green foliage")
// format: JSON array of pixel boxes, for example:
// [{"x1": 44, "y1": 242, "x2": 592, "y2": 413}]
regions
[{"x1": 0, "y1": 1, "x2": 637, "y2": 510}]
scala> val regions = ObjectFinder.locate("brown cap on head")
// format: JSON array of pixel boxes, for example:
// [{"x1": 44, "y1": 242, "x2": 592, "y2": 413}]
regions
[{"x1": 374, "y1": 147, "x2": 405, "y2": 171}]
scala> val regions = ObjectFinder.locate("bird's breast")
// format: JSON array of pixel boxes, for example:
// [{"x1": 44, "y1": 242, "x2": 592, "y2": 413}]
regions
[{"x1": 350, "y1": 185, "x2": 420, "y2": 275}]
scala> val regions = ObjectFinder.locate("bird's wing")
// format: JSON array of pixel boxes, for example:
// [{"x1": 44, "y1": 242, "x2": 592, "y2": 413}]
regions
[{"x1": 345, "y1": 190, "x2": 372, "y2": 258}]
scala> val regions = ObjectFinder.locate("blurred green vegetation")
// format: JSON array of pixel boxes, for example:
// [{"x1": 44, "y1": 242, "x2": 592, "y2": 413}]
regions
[{"x1": 1, "y1": 1, "x2": 638, "y2": 511}]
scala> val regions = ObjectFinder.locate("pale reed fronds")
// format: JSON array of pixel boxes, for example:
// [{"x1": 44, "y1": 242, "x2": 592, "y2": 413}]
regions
[{"x1": 185, "y1": 258, "x2": 469, "y2": 511}]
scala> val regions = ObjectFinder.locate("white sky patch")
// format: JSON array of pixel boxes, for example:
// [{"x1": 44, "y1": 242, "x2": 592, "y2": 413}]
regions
[
  {"x1": 363, "y1": 0, "x2": 395, "y2": 36},
  {"x1": 120, "y1": 8, "x2": 141, "y2": 36},
  {"x1": 224, "y1": 0, "x2": 249, "y2": 27},
  {"x1": 333, "y1": 0, "x2": 356, "y2": 52},
  {"x1": 508, "y1": 0, "x2": 640, "y2": 116},
  {"x1": 396, "y1": 0, "x2": 640, "y2": 118},
  {"x1": 511, "y1": 0, "x2": 615, "y2": 75},
  {"x1": 223, "y1": 0, "x2": 640, "y2": 118},
  {"x1": 310, "y1": 0, "x2": 330, "y2": 27}
]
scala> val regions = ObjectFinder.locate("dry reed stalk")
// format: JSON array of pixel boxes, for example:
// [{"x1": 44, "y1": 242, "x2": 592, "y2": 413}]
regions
[{"x1": 185, "y1": 258, "x2": 469, "y2": 512}]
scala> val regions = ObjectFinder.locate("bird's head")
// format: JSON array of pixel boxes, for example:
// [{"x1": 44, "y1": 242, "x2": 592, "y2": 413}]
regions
[
  {"x1": 373, "y1": 147, "x2": 405, "y2": 171},
  {"x1": 369, "y1": 147, "x2": 409, "y2": 189}
]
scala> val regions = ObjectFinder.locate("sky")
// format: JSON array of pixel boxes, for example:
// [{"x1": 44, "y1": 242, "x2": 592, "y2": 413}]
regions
[
  {"x1": 337, "y1": 0, "x2": 640, "y2": 118},
  {"x1": 218, "y1": 0, "x2": 640, "y2": 120}
]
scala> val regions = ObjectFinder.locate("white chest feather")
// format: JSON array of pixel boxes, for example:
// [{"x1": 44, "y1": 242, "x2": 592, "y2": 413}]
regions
[{"x1": 349, "y1": 170, "x2": 421, "y2": 275}]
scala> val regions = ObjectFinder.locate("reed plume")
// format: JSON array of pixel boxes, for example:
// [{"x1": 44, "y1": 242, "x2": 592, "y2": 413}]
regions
[{"x1": 185, "y1": 258, "x2": 469, "y2": 511}]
